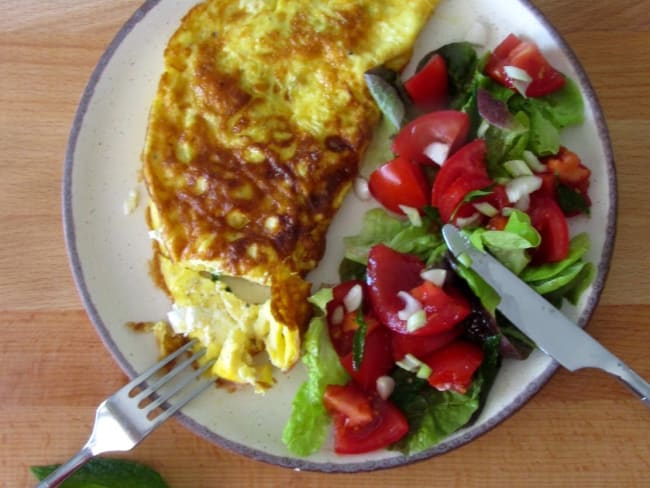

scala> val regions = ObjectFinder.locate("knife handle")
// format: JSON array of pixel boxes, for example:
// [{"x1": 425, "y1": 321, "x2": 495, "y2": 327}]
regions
[{"x1": 603, "y1": 359, "x2": 650, "y2": 407}]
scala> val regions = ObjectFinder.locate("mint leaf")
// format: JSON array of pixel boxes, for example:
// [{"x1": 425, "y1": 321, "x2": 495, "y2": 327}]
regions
[{"x1": 30, "y1": 458, "x2": 169, "y2": 488}]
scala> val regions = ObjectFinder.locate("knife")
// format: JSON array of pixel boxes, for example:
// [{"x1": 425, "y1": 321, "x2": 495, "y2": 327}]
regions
[{"x1": 442, "y1": 224, "x2": 650, "y2": 407}]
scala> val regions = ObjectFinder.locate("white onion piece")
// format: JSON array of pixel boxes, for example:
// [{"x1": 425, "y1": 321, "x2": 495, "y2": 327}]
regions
[
  {"x1": 397, "y1": 291, "x2": 422, "y2": 320},
  {"x1": 343, "y1": 284, "x2": 363, "y2": 313},
  {"x1": 473, "y1": 201, "x2": 499, "y2": 217},
  {"x1": 376, "y1": 376, "x2": 396, "y2": 400},
  {"x1": 420, "y1": 268, "x2": 447, "y2": 287},
  {"x1": 522, "y1": 150, "x2": 546, "y2": 172},
  {"x1": 354, "y1": 176, "x2": 371, "y2": 201},
  {"x1": 424, "y1": 141, "x2": 450, "y2": 166},
  {"x1": 456, "y1": 212, "x2": 481, "y2": 229},
  {"x1": 330, "y1": 305, "x2": 344, "y2": 325},
  {"x1": 505, "y1": 175, "x2": 542, "y2": 203},
  {"x1": 504, "y1": 65, "x2": 532, "y2": 96},
  {"x1": 399, "y1": 205, "x2": 422, "y2": 227},
  {"x1": 514, "y1": 192, "x2": 531, "y2": 211},
  {"x1": 464, "y1": 20, "x2": 489, "y2": 47},
  {"x1": 395, "y1": 353, "x2": 424, "y2": 372}
]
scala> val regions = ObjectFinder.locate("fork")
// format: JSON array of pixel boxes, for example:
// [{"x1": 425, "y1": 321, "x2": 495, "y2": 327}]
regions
[{"x1": 37, "y1": 339, "x2": 216, "y2": 488}]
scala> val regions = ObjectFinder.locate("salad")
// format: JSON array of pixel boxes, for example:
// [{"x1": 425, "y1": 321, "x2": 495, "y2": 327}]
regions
[{"x1": 282, "y1": 33, "x2": 594, "y2": 456}]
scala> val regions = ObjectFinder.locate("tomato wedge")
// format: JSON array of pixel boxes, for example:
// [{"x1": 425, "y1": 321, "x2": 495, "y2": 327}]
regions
[
  {"x1": 329, "y1": 384, "x2": 409, "y2": 454},
  {"x1": 368, "y1": 157, "x2": 429, "y2": 215},
  {"x1": 366, "y1": 244, "x2": 425, "y2": 334},
  {"x1": 431, "y1": 139, "x2": 488, "y2": 207},
  {"x1": 486, "y1": 33, "x2": 565, "y2": 97},
  {"x1": 404, "y1": 54, "x2": 448, "y2": 111},
  {"x1": 424, "y1": 340, "x2": 484, "y2": 394},
  {"x1": 437, "y1": 173, "x2": 493, "y2": 224},
  {"x1": 392, "y1": 110, "x2": 470, "y2": 165},
  {"x1": 326, "y1": 280, "x2": 366, "y2": 357},
  {"x1": 528, "y1": 194, "x2": 570, "y2": 263},
  {"x1": 391, "y1": 325, "x2": 463, "y2": 362}
]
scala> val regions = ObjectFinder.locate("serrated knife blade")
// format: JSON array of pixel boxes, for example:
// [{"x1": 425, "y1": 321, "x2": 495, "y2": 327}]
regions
[{"x1": 442, "y1": 224, "x2": 649, "y2": 407}]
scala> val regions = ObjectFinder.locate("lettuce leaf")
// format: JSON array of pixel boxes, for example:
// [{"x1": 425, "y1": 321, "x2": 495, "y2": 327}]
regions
[
  {"x1": 282, "y1": 290, "x2": 350, "y2": 456},
  {"x1": 343, "y1": 208, "x2": 446, "y2": 266}
]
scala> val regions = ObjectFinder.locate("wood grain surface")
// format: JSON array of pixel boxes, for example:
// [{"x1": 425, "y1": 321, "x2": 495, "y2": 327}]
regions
[{"x1": 1, "y1": 1, "x2": 649, "y2": 486}]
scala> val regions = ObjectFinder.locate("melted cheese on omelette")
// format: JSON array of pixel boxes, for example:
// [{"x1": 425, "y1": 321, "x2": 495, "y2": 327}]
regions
[{"x1": 142, "y1": 0, "x2": 438, "y2": 391}]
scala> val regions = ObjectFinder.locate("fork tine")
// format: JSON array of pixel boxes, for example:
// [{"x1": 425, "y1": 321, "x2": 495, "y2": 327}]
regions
[
  {"x1": 132, "y1": 347, "x2": 206, "y2": 403},
  {"x1": 143, "y1": 357, "x2": 217, "y2": 417},
  {"x1": 124, "y1": 339, "x2": 198, "y2": 390}
]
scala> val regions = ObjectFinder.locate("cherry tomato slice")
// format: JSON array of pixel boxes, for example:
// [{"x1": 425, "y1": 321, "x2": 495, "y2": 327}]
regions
[
  {"x1": 368, "y1": 157, "x2": 429, "y2": 215},
  {"x1": 404, "y1": 54, "x2": 448, "y2": 111},
  {"x1": 486, "y1": 33, "x2": 565, "y2": 97},
  {"x1": 431, "y1": 139, "x2": 488, "y2": 207},
  {"x1": 529, "y1": 194, "x2": 570, "y2": 263},
  {"x1": 366, "y1": 244, "x2": 425, "y2": 334},
  {"x1": 392, "y1": 110, "x2": 470, "y2": 165},
  {"x1": 437, "y1": 173, "x2": 493, "y2": 224},
  {"x1": 330, "y1": 385, "x2": 409, "y2": 454},
  {"x1": 424, "y1": 340, "x2": 484, "y2": 394}
]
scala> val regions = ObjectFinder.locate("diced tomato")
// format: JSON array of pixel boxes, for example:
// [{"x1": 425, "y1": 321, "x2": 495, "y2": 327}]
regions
[
  {"x1": 404, "y1": 54, "x2": 449, "y2": 111},
  {"x1": 431, "y1": 139, "x2": 488, "y2": 207},
  {"x1": 326, "y1": 280, "x2": 366, "y2": 357},
  {"x1": 486, "y1": 214, "x2": 508, "y2": 231},
  {"x1": 392, "y1": 110, "x2": 470, "y2": 165},
  {"x1": 437, "y1": 173, "x2": 493, "y2": 224},
  {"x1": 330, "y1": 385, "x2": 409, "y2": 454},
  {"x1": 528, "y1": 194, "x2": 570, "y2": 263},
  {"x1": 486, "y1": 33, "x2": 565, "y2": 97},
  {"x1": 424, "y1": 340, "x2": 484, "y2": 394},
  {"x1": 544, "y1": 146, "x2": 591, "y2": 196},
  {"x1": 391, "y1": 325, "x2": 463, "y2": 362},
  {"x1": 323, "y1": 384, "x2": 373, "y2": 427},
  {"x1": 408, "y1": 281, "x2": 472, "y2": 336},
  {"x1": 339, "y1": 322, "x2": 394, "y2": 392},
  {"x1": 536, "y1": 171, "x2": 557, "y2": 199},
  {"x1": 368, "y1": 157, "x2": 429, "y2": 215}
]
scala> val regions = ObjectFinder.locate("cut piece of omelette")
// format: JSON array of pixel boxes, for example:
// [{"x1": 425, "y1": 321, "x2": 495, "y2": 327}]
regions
[{"x1": 142, "y1": 0, "x2": 439, "y2": 392}]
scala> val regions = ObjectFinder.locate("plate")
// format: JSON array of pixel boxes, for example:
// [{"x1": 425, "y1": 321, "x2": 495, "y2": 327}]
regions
[{"x1": 63, "y1": 0, "x2": 616, "y2": 472}]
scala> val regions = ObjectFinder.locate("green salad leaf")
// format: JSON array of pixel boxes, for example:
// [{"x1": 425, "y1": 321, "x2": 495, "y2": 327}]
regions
[
  {"x1": 30, "y1": 458, "x2": 169, "y2": 488},
  {"x1": 390, "y1": 336, "x2": 500, "y2": 455},
  {"x1": 282, "y1": 290, "x2": 350, "y2": 456}
]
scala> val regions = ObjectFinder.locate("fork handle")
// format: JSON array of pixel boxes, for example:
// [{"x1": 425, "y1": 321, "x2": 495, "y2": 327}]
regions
[{"x1": 36, "y1": 446, "x2": 94, "y2": 488}]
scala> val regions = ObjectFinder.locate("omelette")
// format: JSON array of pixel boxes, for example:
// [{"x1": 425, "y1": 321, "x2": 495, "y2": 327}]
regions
[{"x1": 142, "y1": 0, "x2": 439, "y2": 392}]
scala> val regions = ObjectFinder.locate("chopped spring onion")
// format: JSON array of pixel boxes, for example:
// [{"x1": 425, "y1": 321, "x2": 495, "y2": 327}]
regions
[
  {"x1": 505, "y1": 175, "x2": 542, "y2": 203},
  {"x1": 399, "y1": 205, "x2": 422, "y2": 227},
  {"x1": 504, "y1": 65, "x2": 532, "y2": 97},
  {"x1": 406, "y1": 309, "x2": 427, "y2": 332},
  {"x1": 424, "y1": 141, "x2": 450, "y2": 166},
  {"x1": 473, "y1": 201, "x2": 499, "y2": 217},
  {"x1": 416, "y1": 363, "x2": 433, "y2": 380},
  {"x1": 477, "y1": 118, "x2": 490, "y2": 138},
  {"x1": 376, "y1": 375, "x2": 396, "y2": 400},
  {"x1": 504, "y1": 159, "x2": 533, "y2": 177},
  {"x1": 522, "y1": 150, "x2": 546, "y2": 172},
  {"x1": 354, "y1": 176, "x2": 371, "y2": 201},
  {"x1": 395, "y1": 353, "x2": 425, "y2": 372},
  {"x1": 514, "y1": 192, "x2": 531, "y2": 211},
  {"x1": 420, "y1": 268, "x2": 447, "y2": 287},
  {"x1": 456, "y1": 212, "x2": 481, "y2": 228},
  {"x1": 397, "y1": 291, "x2": 422, "y2": 320},
  {"x1": 343, "y1": 284, "x2": 363, "y2": 313}
]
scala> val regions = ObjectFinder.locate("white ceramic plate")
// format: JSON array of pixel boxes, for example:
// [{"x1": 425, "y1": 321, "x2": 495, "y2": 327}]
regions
[{"x1": 64, "y1": 0, "x2": 616, "y2": 472}]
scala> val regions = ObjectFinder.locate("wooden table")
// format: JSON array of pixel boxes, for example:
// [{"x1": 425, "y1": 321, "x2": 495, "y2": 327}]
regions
[{"x1": 2, "y1": 1, "x2": 649, "y2": 486}]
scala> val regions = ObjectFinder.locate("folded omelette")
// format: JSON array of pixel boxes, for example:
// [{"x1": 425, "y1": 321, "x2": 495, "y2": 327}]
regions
[{"x1": 142, "y1": 0, "x2": 439, "y2": 392}]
